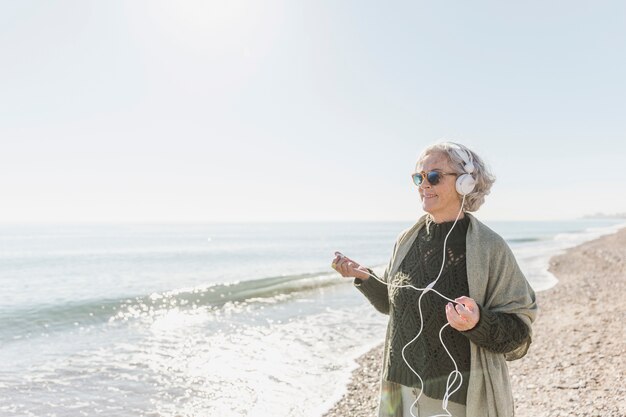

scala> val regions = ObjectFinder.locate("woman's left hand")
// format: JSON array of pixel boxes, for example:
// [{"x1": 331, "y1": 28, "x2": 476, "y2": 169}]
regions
[{"x1": 446, "y1": 296, "x2": 480, "y2": 331}]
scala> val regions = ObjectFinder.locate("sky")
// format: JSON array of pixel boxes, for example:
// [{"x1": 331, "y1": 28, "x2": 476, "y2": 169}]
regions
[{"x1": 1, "y1": 0, "x2": 625, "y2": 223}]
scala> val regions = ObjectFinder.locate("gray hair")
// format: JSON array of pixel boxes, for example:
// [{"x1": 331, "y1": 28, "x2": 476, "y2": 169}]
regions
[{"x1": 416, "y1": 141, "x2": 496, "y2": 212}]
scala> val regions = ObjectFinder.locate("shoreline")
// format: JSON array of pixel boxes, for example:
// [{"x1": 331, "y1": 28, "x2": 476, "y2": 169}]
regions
[{"x1": 323, "y1": 228, "x2": 626, "y2": 417}]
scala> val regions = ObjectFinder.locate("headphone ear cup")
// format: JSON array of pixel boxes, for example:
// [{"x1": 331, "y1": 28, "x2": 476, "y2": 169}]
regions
[{"x1": 456, "y1": 174, "x2": 476, "y2": 195}]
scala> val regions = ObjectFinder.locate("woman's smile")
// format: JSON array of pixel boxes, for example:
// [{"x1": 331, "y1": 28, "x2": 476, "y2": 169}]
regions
[{"x1": 416, "y1": 152, "x2": 462, "y2": 223}]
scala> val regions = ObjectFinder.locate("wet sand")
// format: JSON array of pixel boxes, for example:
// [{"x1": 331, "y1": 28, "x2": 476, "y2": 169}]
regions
[{"x1": 323, "y1": 228, "x2": 626, "y2": 417}]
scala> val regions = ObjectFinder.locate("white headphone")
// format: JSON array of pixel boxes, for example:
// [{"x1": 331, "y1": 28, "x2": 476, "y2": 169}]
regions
[{"x1": 451, "y1": 145, "x2": 476, "y2": 196}]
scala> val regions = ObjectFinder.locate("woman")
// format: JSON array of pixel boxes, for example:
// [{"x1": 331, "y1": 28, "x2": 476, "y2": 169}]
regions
[{"x1": 332, "y1": 142, "x2": 537, "y2": 417}]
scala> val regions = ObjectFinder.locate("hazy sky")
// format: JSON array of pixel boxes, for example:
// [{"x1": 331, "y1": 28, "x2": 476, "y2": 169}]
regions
[{"x1": 2, "y1": 1, "x2": 625, "y2": 222}]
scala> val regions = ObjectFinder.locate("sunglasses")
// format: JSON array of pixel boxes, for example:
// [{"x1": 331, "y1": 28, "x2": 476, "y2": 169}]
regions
[{"x1": 411, "y1": 170, "x2": 458, "y2": 186}]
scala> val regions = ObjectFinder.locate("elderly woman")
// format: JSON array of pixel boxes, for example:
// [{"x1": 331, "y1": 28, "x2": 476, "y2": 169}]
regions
[{"x1": 332, "y1": 142, "x2": 537, "y2": 417}]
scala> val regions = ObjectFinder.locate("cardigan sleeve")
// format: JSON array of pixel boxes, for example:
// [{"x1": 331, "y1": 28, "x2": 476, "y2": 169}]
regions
[
  {"x1": 464, "y1": 214, "x2": 538, "y2": 417},
  {"x1": 461, "y1": 304, "x2": 530, "y2": 353},
  {"x1": 466, "y1": 220, "x2": 538, "y2": 360},
  {"x1": 354, "y1": 269, "x2": 390, "y2": 315},
  {"x1": 353, "y1": 231, "x2": 407, "y2": 316}
]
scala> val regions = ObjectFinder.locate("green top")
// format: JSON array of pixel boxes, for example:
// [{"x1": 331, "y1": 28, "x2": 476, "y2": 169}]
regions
[
  {"x1": 355, "y1": 215, "x2": 530, "y2": 406},
  {"x1": 359, "y1": 213, "x2": 537, "y2": 417}
]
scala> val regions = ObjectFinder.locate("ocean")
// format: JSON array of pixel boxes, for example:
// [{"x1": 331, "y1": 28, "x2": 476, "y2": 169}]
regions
[{"x1": 1, "y1": 218, "x2": 624, "y2": 417}]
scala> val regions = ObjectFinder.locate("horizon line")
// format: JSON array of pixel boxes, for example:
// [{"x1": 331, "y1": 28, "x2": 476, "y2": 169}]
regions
[{"x1": 1, "y1": 216, "x2": 624, "y2": 225}]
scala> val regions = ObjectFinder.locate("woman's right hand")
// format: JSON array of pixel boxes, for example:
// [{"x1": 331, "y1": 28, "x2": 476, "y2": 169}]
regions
[{"x1": 331, "y1": 251, "x2": 370, "y2": 280}]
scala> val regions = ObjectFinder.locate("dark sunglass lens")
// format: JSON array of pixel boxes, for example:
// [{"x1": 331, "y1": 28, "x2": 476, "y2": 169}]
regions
[
  {"x1": 426, "y1": 171, "x2": 441, "y2": 185},
  {"x1": 412, "y1": 173, "x2": 423, "y2": 186}
]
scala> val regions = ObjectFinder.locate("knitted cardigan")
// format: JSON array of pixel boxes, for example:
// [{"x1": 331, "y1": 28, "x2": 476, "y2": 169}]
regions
[{"x1": 367, "y1": 213, "x2": 537, "y2": 417}]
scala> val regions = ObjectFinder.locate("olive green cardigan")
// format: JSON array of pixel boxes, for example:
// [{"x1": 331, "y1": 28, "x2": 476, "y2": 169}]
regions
[{"x1": 368, "y1": 213, "x2": 537, "y2": 417}]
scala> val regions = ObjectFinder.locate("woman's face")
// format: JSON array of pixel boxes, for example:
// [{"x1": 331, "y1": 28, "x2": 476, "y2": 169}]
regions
[{"x1": 416, "y1": 152, "x2": 463, "y2": 222}]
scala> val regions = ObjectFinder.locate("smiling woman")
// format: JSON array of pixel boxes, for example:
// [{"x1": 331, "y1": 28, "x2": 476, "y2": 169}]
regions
[
  {"x1": 332, "y1": 141, "x2": 536, "y2": 417},
  {"x1": 414, "y1": 153, "x2": 462, "y2": 223},
  {"x1": 414, "y1": 143, "x2": 496, "y2": 220}
]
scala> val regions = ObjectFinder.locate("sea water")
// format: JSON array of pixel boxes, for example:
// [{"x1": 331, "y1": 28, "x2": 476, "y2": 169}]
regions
[{"x1": 1, "y1": 219, "x2": 624, "y2": 416}]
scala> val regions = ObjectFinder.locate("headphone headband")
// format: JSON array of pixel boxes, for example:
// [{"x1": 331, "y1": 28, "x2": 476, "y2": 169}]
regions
[{"x1": 450, "y1": 144, "x2": 475, "y2": 174}]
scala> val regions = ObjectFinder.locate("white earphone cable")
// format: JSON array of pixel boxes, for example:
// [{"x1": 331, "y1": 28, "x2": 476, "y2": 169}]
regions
[{"x1": 346, "y1": 195, "x2": 468, "y2": 417}]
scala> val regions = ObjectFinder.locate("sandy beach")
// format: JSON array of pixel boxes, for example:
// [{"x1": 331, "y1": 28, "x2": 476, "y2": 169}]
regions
[{"x1": 323, "y1": 227, "x2": 626, "y2": 417}]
